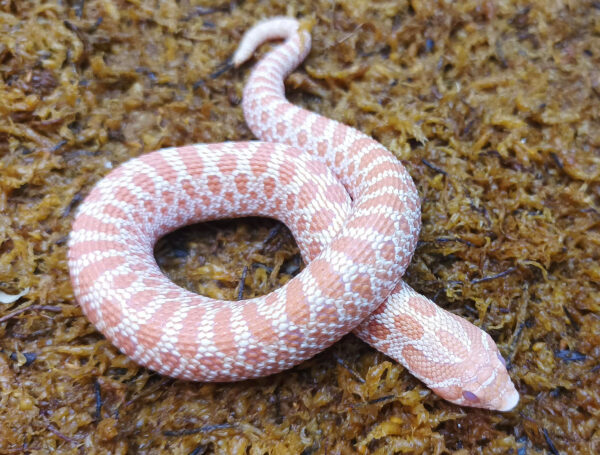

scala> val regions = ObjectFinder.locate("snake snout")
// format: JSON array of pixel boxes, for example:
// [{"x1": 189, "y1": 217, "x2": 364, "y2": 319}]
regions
[
  {"x1": 471, "y1": 348, "x2": 520, "y2": 411},
  {"x1": 497, "y1": 386, "x2": 520, "y2": 412}
]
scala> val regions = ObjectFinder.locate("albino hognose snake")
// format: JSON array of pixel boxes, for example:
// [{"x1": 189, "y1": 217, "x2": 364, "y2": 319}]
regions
[{"x1": 68, "y1": 18, "x2": 519, "y2": 411}]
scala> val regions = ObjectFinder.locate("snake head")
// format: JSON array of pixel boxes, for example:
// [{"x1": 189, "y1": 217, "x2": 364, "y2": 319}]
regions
[
  {"x1": 358, "y1": 289, "x2": 520, "y2": 412},
  {"x1": 429, "y1": 323, "x2": 520, "y2": 412}
]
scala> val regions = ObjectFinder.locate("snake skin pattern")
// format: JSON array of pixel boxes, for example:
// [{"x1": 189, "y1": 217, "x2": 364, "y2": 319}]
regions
[{"x1": 68, "y1": 18, "x2": 519, "y2": 411}]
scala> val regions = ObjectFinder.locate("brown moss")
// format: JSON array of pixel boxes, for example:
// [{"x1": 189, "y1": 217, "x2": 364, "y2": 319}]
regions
[{"x1": 1, "y1": 0, "x2": 599, "y2": 453}]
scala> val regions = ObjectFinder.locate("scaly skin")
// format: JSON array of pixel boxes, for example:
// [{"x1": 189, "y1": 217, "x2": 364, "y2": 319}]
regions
[{"x1": 68, "y1": 18, "x2": 519, "y2": 411}]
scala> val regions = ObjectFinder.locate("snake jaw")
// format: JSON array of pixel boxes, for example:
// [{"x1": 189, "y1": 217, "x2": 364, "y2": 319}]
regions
[
  {"x1": 431, "y1": 360, "x2": 519, "y2": 411},
  {"x1": 464, "y1": 334, "x2": 519, "y2": 411},
  {"x1": 421, "y1": 327, "x2": 519, "y2": 411},
  {"x1": 459, "y1": 324, "x2": 520, "y2": 411},
  {"x1": 458, "y1": 340, "x2": 519, "y2": 411},
  {"x1": 497, "y1": 383, "x2": 520, "y2": 412}
]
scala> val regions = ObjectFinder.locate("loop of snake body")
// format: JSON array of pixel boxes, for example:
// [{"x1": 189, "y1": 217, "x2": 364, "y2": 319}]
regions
[{"x1": 68, "y1": 18, "x2": 519, "y2": 411}]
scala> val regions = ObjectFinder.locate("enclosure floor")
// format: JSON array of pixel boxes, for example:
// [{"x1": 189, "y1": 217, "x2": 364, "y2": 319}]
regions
[{"x1": 0, "y1": 1, "x2": 598, "y2": 453}]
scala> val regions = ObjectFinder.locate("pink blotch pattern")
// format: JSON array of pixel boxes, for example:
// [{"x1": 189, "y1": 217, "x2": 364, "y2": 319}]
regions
[{"x1": 68, "y1": 18, "x2": 518, "y2": 411}]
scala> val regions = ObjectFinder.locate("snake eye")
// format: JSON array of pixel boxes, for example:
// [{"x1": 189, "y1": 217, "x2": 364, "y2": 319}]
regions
[
  {"x1": 462, "y1": 391, "x2": 480, "y2": 403},
  {"x1": 497, "y1": 352, "x2": 507, "y2": 367}
]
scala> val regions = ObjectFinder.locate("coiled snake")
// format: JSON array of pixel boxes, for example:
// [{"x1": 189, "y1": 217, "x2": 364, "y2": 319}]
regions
[{"x1": 68, "y1": 18, "x2": 519, "y2": 411}]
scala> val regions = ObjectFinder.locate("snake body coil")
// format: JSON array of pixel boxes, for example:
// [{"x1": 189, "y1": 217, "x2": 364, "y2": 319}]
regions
[{"x1": 68, "y1": 18, "x2": 519, "y2": 411}]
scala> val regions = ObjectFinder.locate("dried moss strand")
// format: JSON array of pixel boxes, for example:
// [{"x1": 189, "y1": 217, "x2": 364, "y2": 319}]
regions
[{"x1": 0, "y1": 305, "x2": 63, "y2": 324}]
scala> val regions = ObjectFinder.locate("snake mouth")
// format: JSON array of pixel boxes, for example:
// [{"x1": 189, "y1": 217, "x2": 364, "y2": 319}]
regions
[{"x1": 497, "y1": 387, "x2": 520, "y2": 411}]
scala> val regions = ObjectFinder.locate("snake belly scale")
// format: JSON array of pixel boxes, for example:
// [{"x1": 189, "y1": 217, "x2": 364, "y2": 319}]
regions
[{"x1": 68, "y1": 17, "x2": 519, "y2": 411}]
